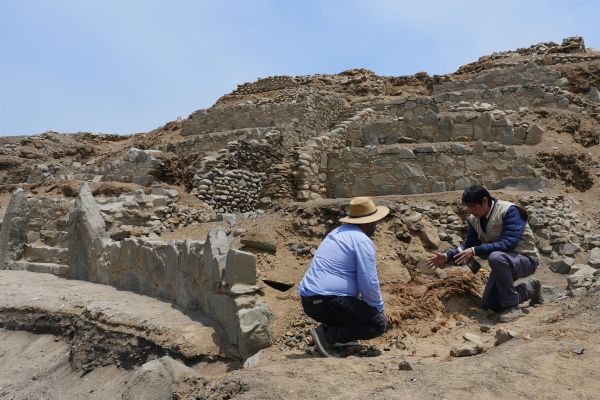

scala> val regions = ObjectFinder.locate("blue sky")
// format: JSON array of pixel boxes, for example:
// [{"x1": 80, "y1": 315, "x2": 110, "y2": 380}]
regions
[{"x1": 1, "y1": 0, "x2": 599, "y2": 136}]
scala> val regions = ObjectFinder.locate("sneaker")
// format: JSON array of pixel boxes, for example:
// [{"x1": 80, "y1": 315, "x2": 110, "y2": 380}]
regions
[
  {"x1": 529, "y1": 278, "x2": 544, "y2": 306},
  {"x1": 498, "y1": 307, "x2": 524, "y2": 323},
  {"x1": 310, "y1": 326, "x2": 333, "y2": 357}
]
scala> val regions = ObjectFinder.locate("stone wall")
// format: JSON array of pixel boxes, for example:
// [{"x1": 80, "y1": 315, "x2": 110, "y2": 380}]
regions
[
  {"x1": 382, "y1": 85, "x2": 581, "y2": 127},
  {"x1": 231, "y1": 76, "x2": 300, "y2": 95},
  {"x1": 292, "y1": 108, "x2": 377, "y2": 201},
  {"x1": 433, "y1": 62, "x2": 565, "y2": 94},
  {"x1": 100, "y1": 148, "x2": 165, "y2": 186},
  {"x1": 359, "y1": 110, "x2": 544, "y2": 147},
  {"x1": 327, "y1": 142, "x2": 546, "y2": 197},
  {"x1": 164, "y1": 127, "x2": 276, "y2": 156},
  {"x1": 190, "y1": 132, "x2": 293, "y2": 212},
  {"x1": 68, "y1": 183, "x2": 273, "y2": 359},
  {"x1": 0, "y1": 189, "x2": 29, "y2": 269},
  {"x1": 181, "y1": 89, "x2": 344, "y2": 140}
]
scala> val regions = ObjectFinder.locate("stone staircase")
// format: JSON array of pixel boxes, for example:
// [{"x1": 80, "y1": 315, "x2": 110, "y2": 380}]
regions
[{"x1": 12, "y1": 197, "x2": 71, "y2": 277}]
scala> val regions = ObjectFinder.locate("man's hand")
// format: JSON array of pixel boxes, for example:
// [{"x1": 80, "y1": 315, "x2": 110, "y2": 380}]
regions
[
  {"x1": 426, "y1": 252, "x2": 447, "y2": 267},
  {"x1": 455, "y1": 247, "x2": 474, "y2": 265}
]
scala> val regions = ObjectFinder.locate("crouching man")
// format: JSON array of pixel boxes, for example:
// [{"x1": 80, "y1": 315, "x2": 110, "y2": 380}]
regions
[
  {"x1": 299, "y1": 197, "x2": 389, "y2": 357},
  {"x1": 427, "y1": 185, "x2": 543, "y2": 322}
]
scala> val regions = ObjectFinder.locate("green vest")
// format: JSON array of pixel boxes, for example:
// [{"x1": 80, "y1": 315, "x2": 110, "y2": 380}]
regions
[{"x1": 468, "y1": 200, "x2": 540, "y2": 263}]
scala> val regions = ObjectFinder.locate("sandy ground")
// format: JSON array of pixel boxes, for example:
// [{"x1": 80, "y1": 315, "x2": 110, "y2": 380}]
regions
[{"x1": 0, "y1": 329, "x2": 132, "y2": 400}]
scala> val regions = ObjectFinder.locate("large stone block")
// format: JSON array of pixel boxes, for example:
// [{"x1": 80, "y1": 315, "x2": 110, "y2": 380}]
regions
[
  {"x1": 473, "y1": 112, "x2": 493, "y2": 141},
  {"x1": 203, "y1": 229, "x2": 230, "y2": 289},
  {"x1": 237, "y1": 302, "x2": 274, "y2": 359},
  {"x1": 525, "y1": 124, "x2": 544, "y2": 145},
  {"x1": 67, "y1": 182, "x2": 108, "y2": 280},
  {"x1": 392, "y1": 163, "x2": 425, "y2": 178},
  {"x1": 123, "y1": 356, "x2": 195, "y2": 400},
  {"x1": 588, "y1": 248, "x2": 600, "y2": 268},
  {"x1": 224, "y1": 249, "x2": 257, "y2": 286},
  {"x1": 0, "y1": 189, "x2": 29, "y2": 270}
]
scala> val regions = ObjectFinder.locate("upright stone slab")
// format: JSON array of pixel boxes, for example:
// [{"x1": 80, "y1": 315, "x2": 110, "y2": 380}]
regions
[
  {"x1": 238, "y1": 301, "x2": 274, "y2": 359},
  {"x1": 473, "y1": 112, "x2": 493, "y2": 141},
  {"x1": 203, "y1": 229, "x2": 229, "y2": 285},
  {"x1": 67, "y1": 182, "x2": 108, "y2": 280},
  {"x1": 224, "y1": 248, "x2": 257, "y2": 286},
  {"x1": 0, "y1": 189, "x2": 29, "y2": 270}
]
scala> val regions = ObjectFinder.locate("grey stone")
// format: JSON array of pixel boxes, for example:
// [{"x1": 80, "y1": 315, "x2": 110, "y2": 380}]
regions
[
  {"x1": 473, "y1": 112, "x2": 493, "y2": 140},
  {"x1": 558, "y1": 243, "x2": 581, "y2": 256},
  {"x1": 550, "y1": 257, "x2": 575, "y2": 274},
  {"x1": 432, "y1": 181, "x2": 446, "y2": 192},
  {"x1": 525, "y1": 124, "x2": 544, "y2": 145},
  {"x1": 588, "y1": 87, "x2": 600, "y2": 103},
  {"x1": 453, "y1": 176, "x2": 478, "y2": 191},
  {"x1": 450, "y1": 343, "x2": 483, "y2": 357},
  {"x1": 203, "y1": 229, "x2": 230, "y2": 288},
  {"x1": 491, "y1": 177, "x2": 552, "y2": 191},
  {"x1": 588, "y1": 247, "x2": 600, "y2": 268},
  {"x1": 123, "y1": 356, "x2": 195, "y2": 400},
  {"x1": 397, "y1": 148, "x2": 417, "y2": 159},
  {"x1": 570, "y1": 264, "x2": 596, "y2": 276},
  {"x1": 238, "y1": 302, "x2": 274, "y2": 359},
  {"x1": 243, "y1": 350, "x2": 262, "y2": 368},
  {"x1": 435, "y1": 116, "x2": 452, "y2": 141},
  {"x1": 217, "y1": 213, "x2": 237, "y2": 226},
  {"x1": 495, "y1": 328, "x2": 519, "y2": 345},
  {"x1": 398, "y1": 361, "x2": 413, "y2": 371},
  {"x1": 224, "y1": 248, "x2": 257, "y2": 286},
  {"x1": 392, "y1": 163, "x2": 425, "y2": 178},
  {"x1": 451, "y1": 143, "x2": 468, "y2": 155},
  {"x1": 67, "y1": 183, "x2": 108, "y2": 281},
  {"x1": 463, "y1": 333, "x2": 483, "y2": 345},
  {"x1": 399, "y1": 182, "x2": 422, "y2": 195},
  {"x1": 422, "y1": 110, "x2": 438, "y2": 124},
  {"x1": 0, "y1": 189, "x2": 29, "y2": 270}
]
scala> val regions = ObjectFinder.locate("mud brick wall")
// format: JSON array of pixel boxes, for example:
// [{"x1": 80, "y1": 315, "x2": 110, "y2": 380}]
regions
[{"x1": 327, "y1": 142, "x2": 539, "y2": 197}]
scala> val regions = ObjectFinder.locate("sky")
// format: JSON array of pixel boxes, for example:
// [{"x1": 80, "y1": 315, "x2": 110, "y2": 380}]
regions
[{"x1": 1, "y1": 0, "x2": 599, "y2": 137}]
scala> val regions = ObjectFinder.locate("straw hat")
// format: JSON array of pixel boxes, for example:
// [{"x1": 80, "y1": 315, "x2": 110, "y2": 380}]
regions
[{"x1": 339, "y1": 197, "x2": 390, "y2": 224}]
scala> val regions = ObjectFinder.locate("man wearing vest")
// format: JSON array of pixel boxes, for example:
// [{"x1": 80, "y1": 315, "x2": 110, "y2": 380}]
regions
[
  {"x1": 299, "y1": 196, "x2": 390, "y2": 357},
  {"x1": 427, "y1": 185, "x2": 543, "y2": 322}
]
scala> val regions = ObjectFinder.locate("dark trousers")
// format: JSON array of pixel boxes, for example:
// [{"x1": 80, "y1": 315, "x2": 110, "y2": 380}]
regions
[
  {"x1": 301, "y1": 295, "x2": 387, "y2": 344},
  {"x1": 481, "y1": 251, "x2": 538, "y2": 311}
]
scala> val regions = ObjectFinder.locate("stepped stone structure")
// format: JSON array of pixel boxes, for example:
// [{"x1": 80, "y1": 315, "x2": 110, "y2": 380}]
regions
[
  {"x1": 1, "y1": 36, "x2": 599, "y2": 365},
  {"x1": 0, "y1": 189, "x2": 29, "y2": 270},
  {"x1": 66, "y1": 182, "x2": 272, "y2": 359}
]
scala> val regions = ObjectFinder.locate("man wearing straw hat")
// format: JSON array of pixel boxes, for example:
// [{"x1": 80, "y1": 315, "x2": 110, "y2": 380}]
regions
[{"x1": 298, "y1": 196, "x2": 390, "y2": 357}]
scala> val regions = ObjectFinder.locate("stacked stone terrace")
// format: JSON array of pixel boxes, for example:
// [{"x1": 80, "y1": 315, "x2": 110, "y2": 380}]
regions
[
  {"x1": 0, "y1": 184, "x2": 273, "y2": 360},
  {"x1": 141, "y1": 37, "x2": 595, "y2": 208}
]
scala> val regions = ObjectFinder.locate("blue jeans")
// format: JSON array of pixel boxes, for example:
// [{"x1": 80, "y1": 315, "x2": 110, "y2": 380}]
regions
[
  {"x1": 481, "y1": 251, "x2": 538, "y2": 311},
  {"x1": 301, "y1": 295, "x2": 387, "y2": 343}
]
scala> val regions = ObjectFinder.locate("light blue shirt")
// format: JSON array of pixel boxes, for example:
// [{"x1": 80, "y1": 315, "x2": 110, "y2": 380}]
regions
[{"x1": 298, "y1": 224, "x2": 385, "y2": 313}]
